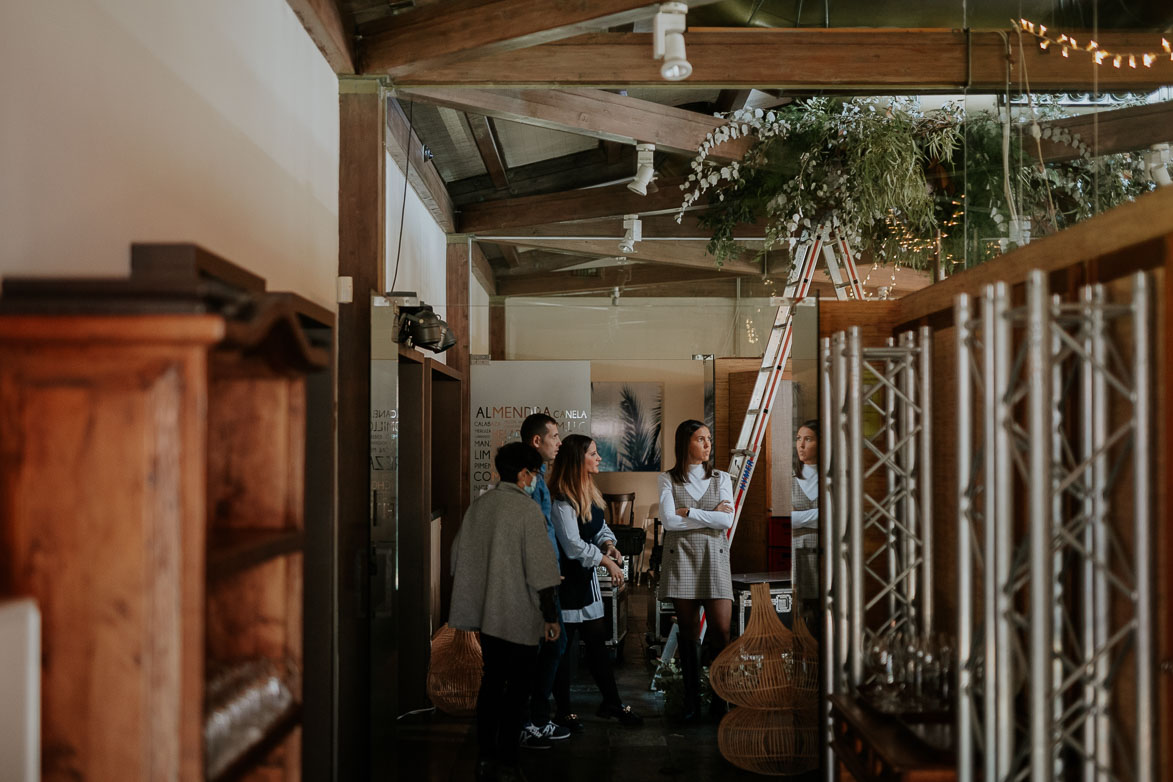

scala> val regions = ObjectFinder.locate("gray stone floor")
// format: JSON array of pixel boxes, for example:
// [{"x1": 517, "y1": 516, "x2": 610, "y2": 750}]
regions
[{"x1": 392, "y1": 586, "x2": 821, "y2": 781}]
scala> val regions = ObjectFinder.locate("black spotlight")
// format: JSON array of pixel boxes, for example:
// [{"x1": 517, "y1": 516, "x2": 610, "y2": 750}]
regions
[{"x1": 395, "y1": 303, "x2": 456, "y2": 353}]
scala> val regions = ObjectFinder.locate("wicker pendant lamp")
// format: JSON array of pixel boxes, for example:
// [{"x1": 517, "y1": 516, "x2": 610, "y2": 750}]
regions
[
  {"x1": 426, "y1": 624, "x2": 483, "y2": 716},
  {"x1": 709, "y1": 583, "x2": 818, "y2": 709},
  {"x1": 711, "y1": 582, "x2": 820, "y2": 775}
]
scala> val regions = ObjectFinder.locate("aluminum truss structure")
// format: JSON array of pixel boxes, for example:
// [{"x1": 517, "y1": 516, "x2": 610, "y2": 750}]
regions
[
  {"x1": 954, "y1": 270, "x2": 1154, "y2": 782},
  {"x1": 821, "y1": 325, "x2": 935, "y2": 780}
]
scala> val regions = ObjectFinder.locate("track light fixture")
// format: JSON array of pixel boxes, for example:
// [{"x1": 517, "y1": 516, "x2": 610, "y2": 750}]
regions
[
  {"x1": 627, "y1": 143, "x2": 656, "y2": 195},
  {"x1": 619, "y1": 214, "x2": 642, "y2": 254},
  {"x1": 653, "y1": 2, "x2": 691, "y2": 81}
]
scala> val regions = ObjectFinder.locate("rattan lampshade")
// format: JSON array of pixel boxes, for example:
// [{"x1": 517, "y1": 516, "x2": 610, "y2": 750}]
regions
[
  {"x1": 709, "y1": 582, "x2": 819, "y2": 709},
  {"x1": 717, "y1": 705, "x2": 820, "y2": 776},
  {"x1": 426, "y1": 624, "x2": 483, "y2": 716}
]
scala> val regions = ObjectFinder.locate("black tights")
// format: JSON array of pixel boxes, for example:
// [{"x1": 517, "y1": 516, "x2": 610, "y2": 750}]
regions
[
  {"x1": 673, "y1": 598, "x2": 732, "y2": 653},
  {"x1": 553, "y1": 616, "x2": 621, "y2": 714}
]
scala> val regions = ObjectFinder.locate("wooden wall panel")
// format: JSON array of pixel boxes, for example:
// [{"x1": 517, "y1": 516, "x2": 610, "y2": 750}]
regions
[
  {"x1": 396, "y1": 357, "x2": 431, "y2": 711},
  {"x1": 445, "y1": 243, "x2": 472, "y2": 520},
  {"x1": 0, "y1": 321, "x2": 218, "y2": 782},
  {"x1": 729, "y1": 370, "x2": 770, "y2": 574}
]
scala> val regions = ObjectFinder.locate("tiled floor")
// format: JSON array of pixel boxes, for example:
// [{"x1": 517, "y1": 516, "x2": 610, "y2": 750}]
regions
[{"x1": 392, "y1": 586, "x2": 821, "y2": 781}]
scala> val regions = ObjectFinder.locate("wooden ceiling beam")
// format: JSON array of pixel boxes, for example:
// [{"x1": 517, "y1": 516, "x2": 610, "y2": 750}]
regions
[
  {"x1": 715, "y1": 89, "x2": 753, "y2": 113},
  {"x1": 466, "y1": 114, "x2": 510, "y2": 190},
  {"x1": 496, "y1": 265, "x2": 732, "y2": 296},
  {"x1": 361, "y1": 0, "x2": 723, "y2": 77},
  {"x1": 390, "y1": 29, "x2": 1173, "y2": 90},
  {"x1": 285, "y1": 0, "x2": 355, "y2": 74},
  {"x1": 458, "y1": 176, "x2": 689, "y2": 233},
  {"x1": 386, "y1": 98, "x2": 455, "y2": 231},
  {"x1": 468, "y1": 241, "x2": 497, "y2": 296},
  {"x1": 496, "y1": 244, "x2": 522, "y2": 268},
  {"x1": 488, "y1": 236, "x2": 762, "y2": 275},
  {"x1": 1037, "y1": 100, "x2": 1173, "y2": 163},
  {"x1": 398, "y1": 87, "x2": 750, "y2": 160},
  {"x1": 450, "y1": 144, "x2": 637, "y2": 205},
  {"x1": 479, "y1": 212, "x2": 768, "y2": 240}
]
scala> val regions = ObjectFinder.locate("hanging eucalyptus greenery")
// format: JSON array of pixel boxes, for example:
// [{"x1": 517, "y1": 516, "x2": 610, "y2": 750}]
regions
[{"x1": 679, "y1": 97, "x2": 1161, "y2": 273}]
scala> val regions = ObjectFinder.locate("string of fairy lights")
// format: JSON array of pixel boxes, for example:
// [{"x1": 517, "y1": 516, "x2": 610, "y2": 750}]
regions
[{"x1": 1017, "y1": 18, "x2": 1172, "y2": 69}]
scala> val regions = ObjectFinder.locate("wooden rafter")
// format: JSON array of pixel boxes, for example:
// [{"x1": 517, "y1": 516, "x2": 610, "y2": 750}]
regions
[
  {"x1": 479, "y1": 212, "x2": 767, "y2": 240},
  {"x1": 285, "y1": 0, "x2": 355, "y2": 73},
  {"x1": 398, "y1": 87, "x2": 751, "y2": 160},
  {"x1": 389, "y1": 29, "x2": 1173, "y2": 90},
  {"x1": 387, "y1": 98, "x2": 455, "y2": 232},
  {"x1": 458, "y1": 176, "x2": 689, "y2": 233},
  {"x1": 495, "y1": 244, "x2": 522, "y2": 268},
  {"x1": 468, "y1": 241, "x2": 497, "y2": 295},
  {"x1": 450, "y1": 144, "x2": 637, "y2": 205},
  {"x1": 496, "y1": 264, "x2": 732, "y2": 296},
  {"x1": 466, "y1": 114, "x2": 510, "y2": 190},
  {"x1": 488, "y1": 236, "x2": 762, "y2": 275},
  {"x1": 1037, "y1": 100, "x2": 1173, "y2": 163},
  {"x1": 361, "y1": 0, "x2": 723, "y2": 77}
]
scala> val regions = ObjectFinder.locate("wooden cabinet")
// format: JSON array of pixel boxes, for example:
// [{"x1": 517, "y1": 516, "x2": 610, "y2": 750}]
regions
[
  {"x1": 394, "y1": 346, "x2": 464, "y2": 713},
  {"x1": 0, "y1": 245, "x2": 330, "y2": 781}
]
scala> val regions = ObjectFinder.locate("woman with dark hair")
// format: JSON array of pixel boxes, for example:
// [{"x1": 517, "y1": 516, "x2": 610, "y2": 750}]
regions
[
  {"x1": 548, "y1": 434, "x2": 643, "y2": 728},
  {"x1": 792, "y1": 420, "x2": 820, "y2": 619},
  {"x1": 657, "y1": 419, "x2": 734, "y2": 722}
]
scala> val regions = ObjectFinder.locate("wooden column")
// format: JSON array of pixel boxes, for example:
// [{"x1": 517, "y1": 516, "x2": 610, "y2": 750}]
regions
[
  {"x1": 489, "y1": 297, "x2": 507, "y2": 359},
  {"x1": 336, "y1": 77, "x2": 386, "y2": 781},
  {"x1": 446, "y1": 241, "x2": 471, "y2": 512},
  {"x1": 444, "y1": 241, "x2": 472, "y2": 617}
]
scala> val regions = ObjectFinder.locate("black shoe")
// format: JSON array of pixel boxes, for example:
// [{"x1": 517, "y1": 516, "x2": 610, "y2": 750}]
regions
[
  {"x1": 553, "y1": 712, "x2": 585, "y2": 733},
  {"x1": 475, "y1": 759, "x2": 497, "y2": 781},
  {"x1": 497, "y1": 765, "x2": 528, "y2": 782},
  {"x1": 596, "y1": 702, "x2": 644, "y2": 726}
]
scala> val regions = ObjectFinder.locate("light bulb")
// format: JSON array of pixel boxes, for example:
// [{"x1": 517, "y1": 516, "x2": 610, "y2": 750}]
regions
[{"x1": 660, "y1": 33, "x2": 692, "y2": 81}]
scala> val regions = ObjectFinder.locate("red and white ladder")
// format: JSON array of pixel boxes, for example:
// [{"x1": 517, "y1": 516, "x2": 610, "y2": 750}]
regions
[{"x1": 655, "y1": 224, "x2": 865, "y2": 670}]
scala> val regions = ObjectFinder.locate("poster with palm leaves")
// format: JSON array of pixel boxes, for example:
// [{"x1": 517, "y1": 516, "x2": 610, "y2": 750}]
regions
[{"x1": 591, "y1": 382, "x2": 663, "y2": 472}]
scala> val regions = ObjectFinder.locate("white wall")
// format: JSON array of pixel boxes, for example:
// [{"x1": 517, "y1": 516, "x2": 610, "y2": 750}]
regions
[
  {"x1": 505, "y1": 296, "x2": 802, "y2": 360},
  {"x1": 1, "y1": 0, "x2": 339, "y2": 309},
  {"x1": 385, "y1": 156, "x2": 448, "y2": 316}
]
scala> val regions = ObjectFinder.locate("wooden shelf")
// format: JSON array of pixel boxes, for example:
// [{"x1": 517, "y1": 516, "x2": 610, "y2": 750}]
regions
[
  {"x1": 207, "y1": 528, "x2": 305, "y2": 581},
  {"x1": 829, "y1": 694, "x2": 954, "y2": 781},
  {"x1": 207, "y1": 703, "x2": 302, "y2": 782}
]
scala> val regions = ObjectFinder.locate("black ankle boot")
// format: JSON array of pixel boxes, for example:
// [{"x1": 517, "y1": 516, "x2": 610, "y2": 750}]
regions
[{"x1": 678, "y1": 639, "x2": 701, "y2": 722}]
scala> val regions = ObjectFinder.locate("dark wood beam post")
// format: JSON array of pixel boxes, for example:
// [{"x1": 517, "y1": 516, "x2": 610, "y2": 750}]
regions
[
  {"x1": 337, "y1": 76, "x2": 386, "y2": 780},
  {"x1": 467, "y1": 114, "x2": 510, "y2": 191},
  {"x1": 285, "y1": 0, "x2": 356, "y2": 73},
  {"x1": 445, "y1": 240, "x2": 472, "y2": 520},
  {"x1": 489, "y1": 297, "x2": 507, "y2": 360}
]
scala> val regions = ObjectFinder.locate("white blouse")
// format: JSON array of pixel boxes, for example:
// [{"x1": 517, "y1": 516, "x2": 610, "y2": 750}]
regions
[
  {"x1": 658, "y1": 464, "x2": 734, "y2": 532},
  {"x1": 792, "y1": 463, "x2": 819, "y2": 529}
]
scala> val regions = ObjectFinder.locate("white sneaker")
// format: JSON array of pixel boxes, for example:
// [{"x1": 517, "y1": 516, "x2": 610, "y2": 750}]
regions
[
  {"x1": 538, "y1": 721, "x2": 571, "y2": 741},
  {"x1": 518, "y1": 723, "x2": 552, "y2": 750}
]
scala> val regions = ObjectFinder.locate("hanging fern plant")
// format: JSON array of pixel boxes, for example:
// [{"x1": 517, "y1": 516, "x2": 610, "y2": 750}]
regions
[{"x1": 680, "y1": 97, "x2": 1160, "y2": 273}]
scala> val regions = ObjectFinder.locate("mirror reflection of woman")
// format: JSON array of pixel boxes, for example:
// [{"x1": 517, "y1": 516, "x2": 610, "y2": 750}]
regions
[
  {"x1": 792, "y1": 420, "x2": 820, "y2": 622},
  {"x1": 548, "y1": 434, "x2": 643, "y2": 728},
  {"x1": 657, "y1": 420, "x2": 734, "y2": 722}
]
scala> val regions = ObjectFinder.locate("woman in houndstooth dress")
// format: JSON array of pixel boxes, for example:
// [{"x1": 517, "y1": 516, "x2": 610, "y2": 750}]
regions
[{"x1": 657, "y1": 419, "x2": 734, "y2": 721}]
